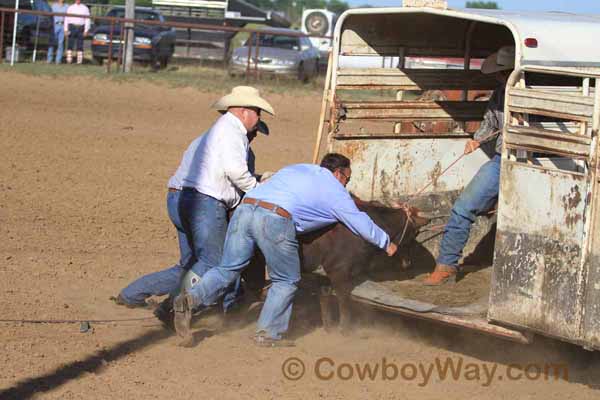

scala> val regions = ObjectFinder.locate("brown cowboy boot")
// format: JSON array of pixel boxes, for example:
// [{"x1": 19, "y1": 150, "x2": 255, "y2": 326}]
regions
[{"x1": 423, "y1": 264, "x2": 458, "y2": 286}]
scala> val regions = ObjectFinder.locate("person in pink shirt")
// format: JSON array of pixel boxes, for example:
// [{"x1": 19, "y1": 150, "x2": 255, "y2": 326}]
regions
[{"x1": 64, "y1": 0, "x2": 90, "y2": 64}]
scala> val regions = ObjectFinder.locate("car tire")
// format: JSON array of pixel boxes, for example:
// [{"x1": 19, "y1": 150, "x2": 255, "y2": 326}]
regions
[
  {"x1": 93, "y1": 56, "x2": 104, "y2": 66},
  {"x1": 298, "y1": 63, "x2": 308, "y2": 83}
]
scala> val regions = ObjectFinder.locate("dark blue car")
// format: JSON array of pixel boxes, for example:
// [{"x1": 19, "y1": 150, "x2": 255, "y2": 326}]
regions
[
  {"x1": 90, "y1": 7, "x2": 176, "y2": 69},
  {"x1": 1, "y1": 0, "x2": 53, "y2": 51}
]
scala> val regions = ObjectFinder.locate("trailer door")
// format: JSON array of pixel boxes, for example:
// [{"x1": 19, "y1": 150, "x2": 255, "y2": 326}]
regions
[{"x1": 489, "y1": 67, "x2": 600, "y2": 347}]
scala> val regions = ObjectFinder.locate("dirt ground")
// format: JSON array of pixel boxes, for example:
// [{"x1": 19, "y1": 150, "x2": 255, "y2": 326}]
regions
[{"x1": 1, "y1": 71, "x2": 600, "y2": 400}]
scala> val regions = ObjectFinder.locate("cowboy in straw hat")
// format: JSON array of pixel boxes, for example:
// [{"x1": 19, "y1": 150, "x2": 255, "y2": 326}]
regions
[
  {"x1": 424, "y1": 45, "x2": 515, "y2": 286},
  {"x1": 114, "y1": 86, "x2": 274, "y2": 319},
  {"x1": 213, "y1": 86, "x2": 275, "y2": 116}
]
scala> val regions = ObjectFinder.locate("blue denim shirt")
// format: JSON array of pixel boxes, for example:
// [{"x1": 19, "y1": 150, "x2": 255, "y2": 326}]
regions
[
  {"x1": 246, "y1": 164, "x2": 390, "y2": 250},
  {"x1": 51, "y1": 3, "x2": 69, "y2": 24}
]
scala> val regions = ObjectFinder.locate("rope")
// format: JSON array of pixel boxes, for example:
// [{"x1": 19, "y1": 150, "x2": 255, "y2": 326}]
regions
[
  {"x1": 391, "y1": 129, "x2": 502, "y2": 235},
  {"x1": 413, "y1": 129, "x2": 501, "y2": 198},
  {"x1": 0, "y1": 317, "x2": 155, "y2": 325}
]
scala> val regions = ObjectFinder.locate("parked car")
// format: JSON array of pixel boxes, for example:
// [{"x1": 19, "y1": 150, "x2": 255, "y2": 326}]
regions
[
  {"x1": 1, "y1": 0, "x2": 53, "y2": 52},
  {"x1": 90, "y1": 7, "x2": 175, "y2": 69},
  {"x1": 229, "y1": 28, "x2": 320, "y2": 82}
]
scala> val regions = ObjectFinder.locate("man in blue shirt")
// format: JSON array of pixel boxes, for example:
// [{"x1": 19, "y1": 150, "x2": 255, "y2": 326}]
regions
[{"x1": 172, "y1": 153, "x2": 398, "y2": 346}]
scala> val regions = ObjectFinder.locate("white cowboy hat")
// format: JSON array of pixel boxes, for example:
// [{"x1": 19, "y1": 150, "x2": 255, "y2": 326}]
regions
[
  {"x1": 481, "y1": 45, "x2": 515, "y2": 74},
  {"x1": 213, "y1": 86, "x2": 275, "y2": 116}
]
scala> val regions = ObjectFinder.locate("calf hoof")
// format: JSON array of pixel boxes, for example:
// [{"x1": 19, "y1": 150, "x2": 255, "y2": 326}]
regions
[{"x1": 178, "y1": 335, "x2": 196, "y2": 348}]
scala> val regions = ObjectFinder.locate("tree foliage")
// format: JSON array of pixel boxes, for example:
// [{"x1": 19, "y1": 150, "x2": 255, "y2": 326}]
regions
[
  {"x1": 247, "y1": 0, "x2": 349, "y2": 23},
  {"x1": 465, "y1": 1, "x2": 500, "y2": 9}
]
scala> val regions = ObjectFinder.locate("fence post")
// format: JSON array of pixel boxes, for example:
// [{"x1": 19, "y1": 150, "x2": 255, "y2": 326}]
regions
[
  {"x1": 254, "y1": 32, "x2": 260, "y2": 80},
  {"x1": 117, "y1": 23, "x2": 124, "y2": 67},
  {"x1": 10, "y1": 1, "x2": 20, "y2": 66},
  {"x1": 0, "y1": 12, "x2": 5, "y2": 64},
  {"x1": 123, "y1": 0, "x2": 135, "y2": 73},
  {"x1": 107, "y1": 18, "x2": 114, "y2": 73},
  {"x1": 32, "y1": 15, "x2": 41, "y2": 62},
  {"x1": 245, "y1": 31, "x2": 252, "y2": 82}
]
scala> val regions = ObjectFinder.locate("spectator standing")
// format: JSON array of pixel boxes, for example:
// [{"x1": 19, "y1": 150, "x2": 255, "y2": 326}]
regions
[
  {"x1": 47, "y1": 0, "x2": 69, "y2": 64},
  {"x1": 64, "y1": 0, "x2": 90, "y2": 64}
]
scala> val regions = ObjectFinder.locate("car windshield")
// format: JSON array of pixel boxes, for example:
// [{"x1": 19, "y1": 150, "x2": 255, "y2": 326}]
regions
[
  {"x1": 108, "y1": 9, "x2": 160, "y2": 21},
  {"x1": 244, "y1": 34, "x2": 299, "y2": 50}
]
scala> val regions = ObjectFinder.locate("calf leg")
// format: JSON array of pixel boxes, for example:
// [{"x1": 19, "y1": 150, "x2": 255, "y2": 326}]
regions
[
  {"x1": 319, "y1": 285, "x2": 336, "y2": 332},
  {"x1": 328, "y1": 270, "x2": 354, "y2": 334}
]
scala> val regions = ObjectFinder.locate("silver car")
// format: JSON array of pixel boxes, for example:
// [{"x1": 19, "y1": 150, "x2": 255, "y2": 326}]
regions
[{"x1": 229, "y1": 28, "x2": 320, "y2": 82}]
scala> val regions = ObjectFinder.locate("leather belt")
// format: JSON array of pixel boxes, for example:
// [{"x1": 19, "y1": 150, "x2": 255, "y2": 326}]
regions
[
  {"x1": 168, "y1": 188, "x2": 180, "y2": 193},
  {"x1": 242, "y1": 198, "x2": 291, "y2": 219}
]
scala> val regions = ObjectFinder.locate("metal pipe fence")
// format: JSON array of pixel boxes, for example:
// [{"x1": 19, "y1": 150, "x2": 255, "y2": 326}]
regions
[{"x1": 0, "y1": 6, "x2": 331, "y2": 81}]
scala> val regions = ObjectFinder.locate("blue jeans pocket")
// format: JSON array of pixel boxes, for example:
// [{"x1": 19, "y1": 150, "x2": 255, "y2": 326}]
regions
[{"x1": 262, "y1": 213, "x2": 288, "y2": 244}]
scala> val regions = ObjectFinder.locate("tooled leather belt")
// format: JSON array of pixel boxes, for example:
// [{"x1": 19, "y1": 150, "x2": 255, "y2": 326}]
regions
[{"x1": 242, "y1": 198, "x2": 291, "y2": 219}]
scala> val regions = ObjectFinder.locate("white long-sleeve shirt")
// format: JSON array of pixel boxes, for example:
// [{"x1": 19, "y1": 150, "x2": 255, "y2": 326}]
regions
[
  {"x1": 167, "y1": 112, "x2": 257, "y2": 208},
  {"x1": 64, "y1": 3, "x2": 91, "y2": 33}
]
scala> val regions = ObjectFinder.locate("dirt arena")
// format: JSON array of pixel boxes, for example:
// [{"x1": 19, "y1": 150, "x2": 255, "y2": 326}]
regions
[{"x1": 1, "y1": 70, "x2": 600, "y2": 399}]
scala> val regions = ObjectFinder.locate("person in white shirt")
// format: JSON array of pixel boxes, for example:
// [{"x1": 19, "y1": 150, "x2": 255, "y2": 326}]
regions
[
  {"x1": 113, "y1": 86, "x2": 274, "y2": 319},
  {"x1": 64, "y1": 0, "x2": 90, "y2": 64}
]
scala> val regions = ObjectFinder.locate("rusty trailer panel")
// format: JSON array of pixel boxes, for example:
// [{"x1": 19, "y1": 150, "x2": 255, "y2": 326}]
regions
[
  {"x1": 508, "y1": 87, "x2": 595, "y2": 123},
  {"x1": 487, "y1": 64, "x2": 600, "y2": 348},
  {"x1": 336, "y1": 68, "x2": 498, "y2": 91},
  {"x1": 335, "y1": 139, "x2": 490, "y2": 201},
  {"x1": 583, "y1": 175, "x2": 600, "y2": 347},
  {"x1": 489, "y1": 162, "x2": 588, "y2": 341},
  {"x1": 342, "y1": 101, "x2": 488, "y2": 121},
  {"x1": 504, "y1": 125, "x2": 591, "y2": 159}
]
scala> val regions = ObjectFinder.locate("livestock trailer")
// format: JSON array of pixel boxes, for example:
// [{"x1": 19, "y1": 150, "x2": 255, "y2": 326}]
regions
[{"x1": 317, "y1": 3, "x2": 600, "y2": 350}]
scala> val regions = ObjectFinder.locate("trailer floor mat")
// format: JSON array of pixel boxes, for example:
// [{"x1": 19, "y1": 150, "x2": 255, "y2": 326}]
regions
[{"x1": 365, "y1": 264, "x2": 492, "y2": 311}]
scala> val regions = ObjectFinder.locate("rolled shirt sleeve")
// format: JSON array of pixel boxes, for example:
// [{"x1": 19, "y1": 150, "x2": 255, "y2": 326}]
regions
[
  {"x1": 330, "y1": 190, "x2": 390, "y2": 250},
  {"x1": 84, "y1": 8, "x2": 91, "y2": 32}
]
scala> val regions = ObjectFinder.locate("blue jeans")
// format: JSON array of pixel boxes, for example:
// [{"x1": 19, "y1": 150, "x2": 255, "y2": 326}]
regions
[
  {"x1": 67, "y1": 24, "x2": 84, "y2": 51},
  {"x1": 47, "y1": 24, "x2": 65, "y2": 64},
  {"x1": 437, "y1": 154, "x2": 501, "y2": 268},
  {"x1": 119, "y1": 190, "x2": 193, "y2": 305},
  {"x1": 188, "y1": 204, "x2": 300, "y2": 340},
  {"x1": 179, "y1": 189, "x2": 241, "y2": 311}
]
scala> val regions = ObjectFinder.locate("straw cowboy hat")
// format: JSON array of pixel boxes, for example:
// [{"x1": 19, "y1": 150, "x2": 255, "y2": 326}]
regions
[
  {"x1": 481, "y1": 45, "x2": 515, "y2": 74},
  {"x1": 213, "y1": 86, "x2": 275, "y2": 116}
]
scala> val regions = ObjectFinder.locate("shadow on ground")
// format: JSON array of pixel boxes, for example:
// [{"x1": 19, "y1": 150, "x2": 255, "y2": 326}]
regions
[{"x1": 0, "y1": 327, "x2": 172, "y2": 400}]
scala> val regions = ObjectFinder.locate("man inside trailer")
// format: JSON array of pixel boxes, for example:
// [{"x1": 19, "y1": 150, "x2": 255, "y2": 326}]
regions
[{"x1": 424, "y1": 45, "x2": 515, "y2": 286}]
